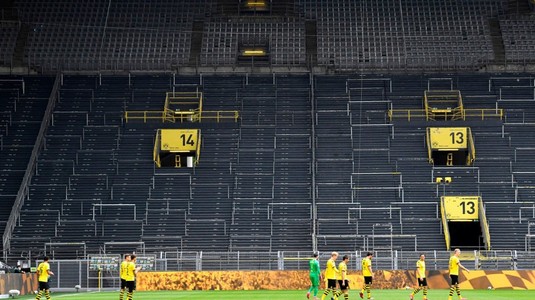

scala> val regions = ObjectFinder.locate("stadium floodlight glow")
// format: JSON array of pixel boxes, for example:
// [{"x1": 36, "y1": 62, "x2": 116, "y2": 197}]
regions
[
  {"x1": 8, "y1": 289, "x2": 20, "y2": 298},
  {"x1": 242, "y1": 49, "x2": 266, "y2": 56},
  {"x1": 246, "y1": 0, "x2": 266, "y2": 8}
]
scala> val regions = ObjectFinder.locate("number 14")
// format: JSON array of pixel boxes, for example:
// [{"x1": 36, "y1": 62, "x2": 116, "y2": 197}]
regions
[{"x1": 180, "y1": 134, "x2": 195, "y2": 146}]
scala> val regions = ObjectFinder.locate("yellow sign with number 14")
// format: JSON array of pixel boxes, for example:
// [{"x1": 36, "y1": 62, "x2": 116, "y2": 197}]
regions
[{"x1": 160, "y1": 129, "x2": 199, "y2": 152}]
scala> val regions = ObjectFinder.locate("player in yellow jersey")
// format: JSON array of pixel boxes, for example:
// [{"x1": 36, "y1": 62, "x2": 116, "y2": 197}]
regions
[
  {"x1": 35, "y1": 256, "x2": 54, "y2": 300},
  {"x1": 360, "y1": 252, "x2": 373, "y2": 300},
  {"x1": 337, "y1": 255, "x2": 350, "y2": 300},
  {"x1": 410, "y1": 254, "x2": 428, "y2": 300},
  {"x1": 125, "y1": 255, "x2": 141, "y2": 300},
  {"x1": 448, "y1": 249, "x2": 469, "y2": 300},
  {"x1": 321, "y1": 252, "x2": 340, "y2": 300},
  {"x1": 119, "y1": 254, "x2": 132, "y2": 300}
]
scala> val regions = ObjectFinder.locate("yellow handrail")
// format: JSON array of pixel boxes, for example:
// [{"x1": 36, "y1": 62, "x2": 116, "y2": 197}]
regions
[
  {"x1": 479, "y1": 199, "x2": 491, "y2": 250},
  {"x1": 124, "y1": 110, "x2": 240, "y2": 123},
  {"x1": 199, "y1": 111, "x2": 240, "y2": 122},
  {"x1": 424, "y1": 91, "x2": 430, "y2": 121},
  {"x1": 153, "y1": 129, "x2": 161, "y2": 168},
  {"x1": 440, "y1": 197, "x2": 451, "y2": 251},
  {"x1": 458, "y1": 90, "x2": 466, "y2": 120},
  {"x1": 467, "y1": 128, "x2": 476, "y2": 165},
  {"x1": 388, "y1": 108, "x2": 504, "y2": 121},
  {"x1": 196, "y1": 129, "x2": 202, "y2": 164},
  {"x1": 425, "y1": 127, "x2": 434, "y2": 164},
  {"x1": 164, "y1": 108, "x2": 175, "y2": 123},
  {"x1": 464, "y1": 108, "x2": 504, "y2": 120},
  {"x1": 124, "y1": 111, "x2": 168, "y2": 123}
]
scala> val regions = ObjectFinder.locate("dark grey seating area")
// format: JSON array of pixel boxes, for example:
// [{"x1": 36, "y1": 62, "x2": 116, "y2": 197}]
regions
[
  {"x1": 0, "y1": 21, "x2": 19, "y2": 67},
  {"x1": 17, "y1": 0, "x2": 207, "y2": 71},
  {"x1": 1, "y1": 0, "x2": 533, "y2": 71},
  {"x1": 500, "y1": 15, "x2": 535, "y2": 63},
  {"x1": 0, "y1": 76, "x2": 54, "y2": 254},
  {"x1": 304, "y1": 0, "x2": 506, "y2": 69},
  {"x1": 2, "y1": 73, "x2": 535, "y2": 260},
  {"x1": 201, "y1": 17, "x2": 306, "y2": 66}
]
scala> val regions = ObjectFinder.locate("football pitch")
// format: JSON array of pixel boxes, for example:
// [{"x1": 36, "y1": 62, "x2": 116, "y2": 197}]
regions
[{"x1": 16, "y1": 289, "x2": 535, "y2": 299}]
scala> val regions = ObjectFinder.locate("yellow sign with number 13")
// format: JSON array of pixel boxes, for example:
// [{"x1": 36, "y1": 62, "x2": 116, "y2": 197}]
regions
[
  {"x1": 429, "y1": 127, "x2": 468, "y2": 150},
  {"x1": 442, "y1": 196, "x2": 479, "y2": 221}
]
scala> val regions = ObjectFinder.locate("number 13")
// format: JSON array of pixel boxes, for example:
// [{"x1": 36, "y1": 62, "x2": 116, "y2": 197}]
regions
[{"x1": 460, "y1": 201, "x2": 475, "y2": 214}]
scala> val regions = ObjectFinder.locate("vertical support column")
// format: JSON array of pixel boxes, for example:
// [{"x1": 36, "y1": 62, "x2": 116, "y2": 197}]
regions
[
  {"x1": 196, "y1": 251, "x2": 202, "y2": 271},
  {"x1": 393, "y1": 250, "x2": 398, "y2": 270},
  {"x1": 474, "y1": 250, "x2": 479, "y2": 270},
  {"x1": 277, "y1": 251, "x2": 284, "y2": 270}
]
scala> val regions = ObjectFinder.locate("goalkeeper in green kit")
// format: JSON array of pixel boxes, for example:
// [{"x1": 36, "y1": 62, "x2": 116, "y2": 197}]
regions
[{"x1": 307, "y1": 253, "x2": 322, "y2": 300}]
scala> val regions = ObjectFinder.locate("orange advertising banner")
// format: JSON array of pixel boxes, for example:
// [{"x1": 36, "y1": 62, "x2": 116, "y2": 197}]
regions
[
  {"x1": 137, "y1": 270, "x2": 535, "y2": 291},
  {"x1": 0, "y1": 273, "x2": 38, "y2": 295}
]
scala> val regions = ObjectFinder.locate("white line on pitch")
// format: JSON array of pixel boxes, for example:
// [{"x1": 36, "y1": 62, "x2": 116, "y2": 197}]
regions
[{"x1": 54, "y1": 291, "x2": 100, "y2": 298}]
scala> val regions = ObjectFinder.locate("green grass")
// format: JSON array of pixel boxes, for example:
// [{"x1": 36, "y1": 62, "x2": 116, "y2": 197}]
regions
[{"x1": 18, "y1": 289, "x2": 535, "y2": 299}]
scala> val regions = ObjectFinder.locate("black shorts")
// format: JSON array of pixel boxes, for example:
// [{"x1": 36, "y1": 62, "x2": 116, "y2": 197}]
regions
[
  {"x1": 38, "y1": 281, "x2": 50, "y2": 291},
  {"x1": 450, "y1": 275, "x2": 459, "y2": 285},
  {"x1": 418, "y1": 278, "x2": 428, "y2": 287},
  {"x1": 120, "y1": 279, "x2": 127, "y2": 289},
  {"x1": 327, "y1": 279, "x2": 337, "y2": 289},
  {"x1": 338, "y1": 280, "x2": 350, "y2": 290},
  {"x1": 126, "y1": 281, "x2": 136, "y2": 292},
  {"x1": 364, "y1": 276, "x2": 373, "y2": 285}
]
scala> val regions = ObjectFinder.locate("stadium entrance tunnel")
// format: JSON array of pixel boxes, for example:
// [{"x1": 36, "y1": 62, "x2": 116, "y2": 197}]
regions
[
  {"x1": 432, "y1": 150, "x2": 468, "y2": 166},
  {"x1": 159, "y1": 152, "x2": 195, "y2": 168},
  {"x1": 427, "y1": 127, "x2": 475, "y2": 166},
  {"x1": 154, "y1": 129, "x2": 201, "y2": 168},
  {"x1": 441, "y1": 196, "x2": 491, "y2": 250},
  {"x1": 448, "y1": 221, "x2": 484, "y2": 250}
]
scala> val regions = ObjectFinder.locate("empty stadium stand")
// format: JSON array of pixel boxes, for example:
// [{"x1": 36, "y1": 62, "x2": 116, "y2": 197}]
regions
[
  {"x1": 201, "y1": 17, "x2": 306, "y2": 66},
  {"x1": 2, "y1": 0, "x2": 535, "y2": 263},
  {"x1": 500, "y1": 15, "x2": 535, "y2": 64},
  {"x1": 0, "y1": 21, "x2": 19, "y2": 67},
  {"x1": 1, "y1": 72, "x2": 534, "y2": 260},
  {"x1": 0, "y1": 0, "x2": 533, "y2": 71},
  {"x1": 305, "y1": 0, "x2": 505, "y2": 69},
  {"x1": 0, "y1": 76, "x2": 54, "y2": 254},
  {"x1": 2, "y1": 0, "x2": 533, "y2": 71},
  {"x1": 16, "y1": 0, "x2": 209, "y2": 71}
]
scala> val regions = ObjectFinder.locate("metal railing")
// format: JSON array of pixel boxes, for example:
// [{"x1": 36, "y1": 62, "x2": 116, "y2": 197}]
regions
[
  {"x1": 389, "y1": 108, "x2": 504, "y2": 121},
  {"x1": 426, "y1": 128, "x2": 433, "y2": 164},
  {"x1": 2, "y1": 74, "x2": 60, "y2": 261},
  {"x1": 153, "y1": 129, "x2": 161, "y2": 168},
  {"x1": 480, "y1": 200, "x2": 492, "y2": 251},
  {"x1": 124, "y1": 110, "x2": 239, "y2": 123},
  {"x1": 440, "y1": 198, "x2": 450, "y2": 251},
  {"x1": 23, "y1": 249, "x2": 532, "y2": 289},
  {"x1": 467, "y1": 127, "x2": 476, "y2": 165}
]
